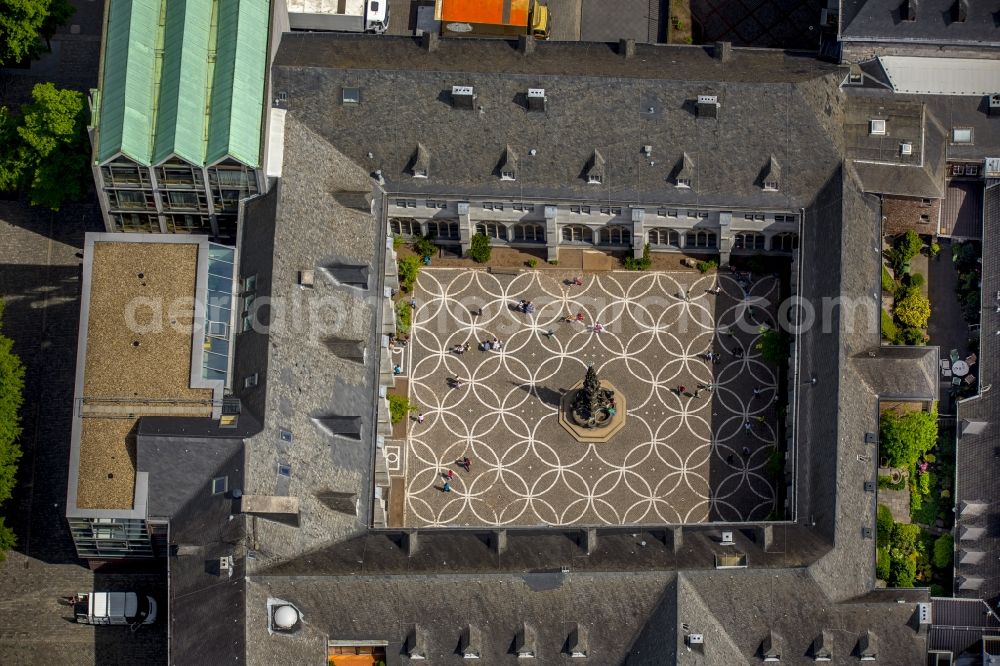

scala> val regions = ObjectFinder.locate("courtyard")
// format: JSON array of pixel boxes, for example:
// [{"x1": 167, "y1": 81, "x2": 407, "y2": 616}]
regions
[{"x1": 396, "y1": 267, "x2": 785, "y2": 527}]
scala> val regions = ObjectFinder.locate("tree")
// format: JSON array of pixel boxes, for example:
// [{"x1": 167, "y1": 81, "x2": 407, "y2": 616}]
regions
[
  {"x1": 755, "y1": 326, "x2": 789, "y2": 365},
  {"x1": 876, "y1": 547, "x2": 890, "y2": 580},
  {"x1": 0, "y1": 300, "x2": 25, "y2": 560},
  {"x1": 879, "y1": 409, "x2": 938, "y2": 468},
  {"x1": 0, "y1": 83, "x2": 89, "y2": 210},
  {"x1": 895, "y1": 291, "x2": 931, "y2": 329},
  {"x1": 0, "y1": 0, "x2": 47, "y2": 64},
  {"x1": 933, "y1": 534, "x2": 954, "y2": 569},
  {"x1": 889, "y1": 230, "x2": 923, "y2": 271},
  {"x1": 397, "y1": 256, "x2": 421, "y2": 292},
  {"x1": 890, "y1": 554, "x2": 917, "y2": 587},
  {"x1": 877, "y1": 504, "x2": 894, "y2": 544},
  {"x1": 468, "y1": 233, "x2": 491, "y2": 263}
]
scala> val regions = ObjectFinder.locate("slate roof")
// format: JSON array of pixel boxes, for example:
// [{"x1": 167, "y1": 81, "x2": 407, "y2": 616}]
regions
[
  {"x1": 854, "y1": 346, "x2": 940, "y2": 400},
  {"x1": 840, "y1": 0, "x2": 1000, "y2": 46},
  {"x1": 95, "y1": 0, "x2": 270, "y2": 166},
  {"x1": 272, "y1": 34, "x2": 845, "y2": 209},
  {"x1": 929, "y1": 598, "x2": 1000, "y2": 658},
  {"x1": 952, "y1": 181, "x2": 1000, "y2": 608}
]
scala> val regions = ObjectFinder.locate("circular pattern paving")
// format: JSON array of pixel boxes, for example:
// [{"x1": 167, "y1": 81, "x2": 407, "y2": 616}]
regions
[{"x1": 403, "y1": 269, "x2": 781, "y2": 526}]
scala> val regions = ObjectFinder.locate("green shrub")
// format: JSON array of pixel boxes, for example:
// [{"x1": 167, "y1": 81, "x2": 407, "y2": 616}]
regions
[
  {"x1": 890, "y1": 554, "x2": 917, "y2": 587},
  {"x1": 392, "y1": 234, "x2": 404, "y2": 250},
  {"x1": 880, "y1": 409, "x2": 938, "y2": 468},
  {"x1": 895, "y1": 291, "x2": 931, "y2": 328},
  {"x1": 697, "y1": 259, "x2": 718, "y2": 273},
  {"x1": 933, "y1": 534, "x2": 954, "y2": 569},
  {"x1": 923, "y1": 453, "x2": 936, "y2": 463},
  {"x1": 398, "y1": 255, "x2": 422, "y2": 292},
  {"x1": 890, "y1": 230, "x2": 923, "y2": 271},
  {"x1": 0, "y1": 300, "x2": 24, "y2": 560},
  {"x1": 412, "y1": 234, "x2": 437, "y2": 260},
  {"x1": 877, "y1": 505, "x2": 894, "y2": 543},
  {"x1": 755, "y1": 326, "x2": 789, "y2": 365},
  {"x1": 892, "y1": 522, "x2": 922, "y2": 552},
  {"x1": 878, "y1": 475, "x2": 906, "y2": 491},
  {"x1": 548, "y1": 259, "x2": 558, "y2": 265},
  {"x1": 881, "y1": 309, "x2": 900, "y2": 343},
  {"x1": 526, "y1": 258, "x2": 538, "y2": 268},
  {"x1": 624, "y1": 243, "x2": 652, "y2": 271},
  {"x1": 929, "y1": 583, "x2": 944, "y2": 597},
  {"x1": 468, "y1": 233, "x2": 492, "y2": 263},
  {"x1": 909, "y1": 477, "x2": 923, "y2": 511},
  {"x1": 901, "y1": 327, "x2": 925, "y2": 346},
  {"x1": 929, "y1": 242, "x2": 941, "y2": 257},
  {"x1": 387, "y1": 394, "x2": 415, "y2": 425},
  {"x1": 395, "y1": 300, "x2": 412, "y2": 336},
  {"x1": 876, "y1": 547, "x2": 891, "y2": 580},
  {"x1": 881, "y1": 264, "x2": 896, "y2": 293},
  {"x1": 918, "y1": 470, "x2": 932, "y2": 495},
  {"x1": 908, "y1": 272, "x2": 925, "y2": 289}
]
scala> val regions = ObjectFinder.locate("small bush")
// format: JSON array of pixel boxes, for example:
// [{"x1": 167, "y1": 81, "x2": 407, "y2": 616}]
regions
[
  {"x1": 902, "y1": 327, "x2": 925, "y2": 346},
  {"x1": 909, "y1": 477, "x2": 923, "y2": 511},
  {"x1": 878, "y1": 475, "x2": 906, "y2": 491},
  {"x1": 907, "y1": 272, "x2": 925, "y2": 290},
  {"x1": 876, "y1": 547, "x2": 891, "y2": 580},
  {"x1": 923, "y1": 453, "x2": 936, "y2": 463},
  {"x1": 881, "y1": 309, "x2": 900, "y2": 343},
  {"x1": 918, "y1": 470, "x2": 932, "y2": 495},
  {"x1": 877, "y1": 505, "x2": 894, "y2": 543},
  {"x1": 387, "y1": 394, "x2": 415, "y2": 425},
  {"x1": 929, "y1": 583, "x2": 944, "y2": 597},
  {"x1": 697, "y1": 259, "x2": 718, "y2": 273},
  {"x1": 398, "y1": 255, "x2": 422, "y2": 292},
  {"x1": 526, "y1": 258, "x2": 538, "y2": 268},
  {"x1": 395, "y1": 300, "x2": 412, "y2": 336},
  {"x1": 548, "y1": 259, "x2": 558, "y2": 265},
  {"x1": 392, "y1": 234, "x2": 404, "y2": 250},
  {"x1": 895, "y1": 290, "x2": 931, "y2": 328},
  {"x1": 929, "y1": 242, "x2": 941, "y2": 257},
  {"x1": 624, "y1": 243, "x2": 652, "y2": 271},
  {"x1": 468, "y1": 233, "x2": 492, "y2": 263},
  {"x1": 933, "y1": 534, "x2": 954, "y2": 569},
  {"x1": 412, "y1": 234, "x2": 437, "y2": 260},
  {"x1": 881, "y1": 264, "x2": 896, "y2": 293},
  {"x1": 890, "y1": 554, "x2": 917, "y2": 587}
]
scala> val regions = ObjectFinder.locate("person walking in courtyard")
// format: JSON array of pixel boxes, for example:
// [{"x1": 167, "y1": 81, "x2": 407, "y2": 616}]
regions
[
  {"x1": 727, "y1": 453, "x2": 734, "y2": 464},
  {"x1": 417, "y1": 413, "x2": 425, "y2": 424},
  {"x1": 442, "y1": 482, "x2": 451, "y2": 493},
  {"x1": 742, "y1": 446, "x2": 751, "y2": 456},
  {"x1": 446, "y1": 469, "x2": 454, "y2": 481},
  {"x1": 693, "y1": 387, "x2": 701, "y2": 398},
  {"x1": 462, "y1": 456, "x2": 471, "y2": 472},
  {"x1": 752, "y1": 386, "x2": 762, "y2": 399},
  {"x1": 576, "y1": 312, "x2": 585, "y2": 323},
  {"x1": 677, "y1": 385, "x2": 686, "y2": 396},
  {"x1": 744, "y1": 419, "x2": 751, "y2": 433},
  {"x1": 593, "y1": 322, "x2": 604, "y2": 333}
]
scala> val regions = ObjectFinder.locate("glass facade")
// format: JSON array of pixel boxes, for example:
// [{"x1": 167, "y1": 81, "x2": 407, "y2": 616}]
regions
[
  {"x1": 69, "y1": 517, "x2": 152, "y2": 558},
  {"x1": 203, "y1": 244, "x2": 236, "y2": 383}
]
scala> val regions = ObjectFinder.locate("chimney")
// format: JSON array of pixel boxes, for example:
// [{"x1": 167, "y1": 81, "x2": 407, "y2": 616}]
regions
[
  {"x1": 696, "y1": 94, "x2": 719, "y2": 119},
  {"x1": 902, "y1": 0, "x2": 917, "y2": 21},
  {"x1": 619, "y1": 38, "x2": 636, "y2": 59},
  {"x1": 714, "y1": 41, "x2": 732, "y2": 62},
  {"x1": 451, "y1": 85, "x2": 476, "y2": 110},
  {"x1": 526, "y1": 88, "x2": 546, "y2": 112},
  {"x1": 518, "y1": 34, "x2": 535, "y2": 55},
  {"x1": 422, "y1": 31, "x2": 439, "y2": 52}
]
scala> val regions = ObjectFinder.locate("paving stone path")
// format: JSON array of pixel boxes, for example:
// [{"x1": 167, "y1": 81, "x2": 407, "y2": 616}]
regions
[{"x1": 402, "y1": 268, "x2": 782, "y2": 527}]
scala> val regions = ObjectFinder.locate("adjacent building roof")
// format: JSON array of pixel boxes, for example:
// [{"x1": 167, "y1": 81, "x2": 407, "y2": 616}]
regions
[
  {"x1": 840, "y1": 0, "x2": 1000, "y2": 47},
  {"x1": 272, "y1": 34, "x2": 844, "y2": 209},
  {"x1": 95, "y1": 0, "x2": 270, "y2": 167},
  {"x1": 878, "y1": 56, "x2": 1000, "y2": 97}
]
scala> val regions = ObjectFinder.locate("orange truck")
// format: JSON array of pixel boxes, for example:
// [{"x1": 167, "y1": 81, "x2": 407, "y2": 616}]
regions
[{"x1": 434, "y1": 0, "x2": 550, "y2": 40}]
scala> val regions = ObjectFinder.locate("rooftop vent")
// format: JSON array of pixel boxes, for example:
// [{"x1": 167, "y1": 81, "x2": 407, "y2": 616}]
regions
[
  {"x1": 989, "y1": 95, "x2": 1000, "y2": 117},
  {"x1": 515, "y1": 623, "x2": 537, "y2": 658},
  {"x1": 298, "y1": 270, "x2": 314, "y2": 287},
  {"x1": 762, "y1": 630, "x2": 782, "y2": 661},
  {"x1": 870, "y1": 119, "x2": 887, "y2": 135},
  {"x1": 950, "y1": 0, "x2": 966, "y2": 22},
  {"x1": 527, "y1": 88, "x2": 546, "y2": 112},
  {"x1": 688, "y1": 633, "x2": 704, "y2": 645},
  {"x1": 272, "y1": 604, "x2": 300, "y2": 630},
  {"x1": 720, "y1": 531, "x2": 734, "y2": 546},
  {"x1": 858, "y1": 630, "x2": 877, "y2": 661},
  {"x1": 697, "y1": 95, "x2": 719, "y2": 119},
  {"x1": 312, "y1": 415, "x2": 363, "y2": 439},
  {"x1": 320, "y1": 263, "x2": 369, "y2": 289},
  {"x1": 451, "y1": 85, "x2": 476, "y2": 110},
  {"x1": 619, "y1": 38, "x2": 636, "y2": 59},
  {"x1": 900, "y1": 142, "x2": 913, "y2": 156},
  {"x1": 461, "y1": 625, "x2": 482, "y2": 659},
  {"x1": 902, "y1": 0, "x2": 917, "y2": 21},
  {"x1": 812, "y1": 631, "x2": 833, "y2": 661},
  {"x1": 218, "y1": 555, "x2": 233, "y2": 577},
  {"x1": 585, "y1": 150, "x2": 605, "y2": 185},
  {"x1": 918, "y1": 602, "x2": 932, "y2": 625},
  {"x1": 410, "y1": 143, "x2": 430, "y2": 178},
  {"x1": 567, "y1": 624, "x2": 589, "y2": 658}
]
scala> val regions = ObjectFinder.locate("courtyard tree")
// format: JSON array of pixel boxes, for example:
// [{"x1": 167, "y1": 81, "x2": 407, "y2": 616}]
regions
[
  {"x1": 879, "y1": 408, "x2": 938, "y2": 468},
  {"x1": 933, "y1": 534, "x2": 954, "y2": 569},
  {"x1": 0, "y1": 300, "x2": 26, "y2": 560},
  {"x1": 0, "y1": 0, "x2": 47, "y2": 63},
  {"x1": 895, "y1": 291, "x2": 931, "y2": 329},
  {"x1": 468, "y1": 233, "x2": 492, "y2": 263},
  {"x1": 755, "y1": 326, "x2": 789, "y2": 365},
  {"x1": 0, "y1": 83, "x2": 89, "y2": 210},
  {"x1": 889, "y1": 230, "x2": 923, "y2": 271}
]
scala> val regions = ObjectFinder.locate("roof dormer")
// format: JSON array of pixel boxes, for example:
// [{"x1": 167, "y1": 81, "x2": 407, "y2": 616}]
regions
[
  {"x1": 586, "y1": 150, "x2": 605, "y2": 184},
  {"x1": 499, "y1": 145, "x2": 518, "y2": 181},
  {"x1": 675, "y1": 152, "x2": 694, "y2": 188},
  {"x1": 762, "y1": 155, "x2": 781, "y2": 191},
  {"x1": 410, "y1": 143, "x2": 429, "y2": 179}
]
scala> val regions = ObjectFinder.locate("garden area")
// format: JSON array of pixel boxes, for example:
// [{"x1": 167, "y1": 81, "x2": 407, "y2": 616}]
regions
[
  {"x1": 881, "y1": 231, "x2": 934, "y2": 346},
  {"x1": 875, "y1": 404, "x2": 954, "y2": 593}
]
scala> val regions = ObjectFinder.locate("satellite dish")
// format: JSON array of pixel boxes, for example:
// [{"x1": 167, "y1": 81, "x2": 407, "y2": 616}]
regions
[
  {"x1": 446, "y1": 22, "x2": 473, "y2": 32},
  {"x1": 273, "y1": 605, "x2": 298, "y2": 629}
]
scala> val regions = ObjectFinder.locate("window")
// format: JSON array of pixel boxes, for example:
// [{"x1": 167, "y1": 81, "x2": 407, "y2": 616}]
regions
[
  {"x1": 156, "y1": 160, "x2": 203, "y2": 187},
  {"x1": 598, "y1": 225, "x2": 630, "y2": 245},
  {"x1": 501, "y1": 170, "x2": 515, "y2": 181},
  {"x1": 561, "y1": 225, "x2": 593, "y2": 243},
  {"x1": 244, "y1": 373, "x2": 259, "y2": 388},
  {"x1": 165, "y1": 214, "x2": 211, "y2": 234},
  {"x1": 597, "y1": 206, "x2": 620, "y2": 215},
  {"x1": 648, "y1": 228, "x2": 680, "y2": 247},
  {"x1": 734, "y1": 232, "x2": 766, "y2": 250},
  {"x1": 587, "y1": 174, "x2": 603, "y2": 184},
  {"x1": 676, "y1": 178, "x2": 691, "y2": 188},
  {"x1": 952, "y1": 127, "x2": 973, "y2": 144},
  {"x1": 920, "y1": 199, "x2": 932, "y2": 208},
  {"x1": 686, "y1": 230, "x2": 717, "y2": 248},
  {"x1": 111, "y1": 213, "x2": 159, "y2": 233},
  {"x1": 342, "y1": 87, "x2": 360, "y2": 104},
  {"x1": 162, "y1": 190, "x2": 206, "y2": 211},
  {"x1": 870, "y1": 119, "x2": 886, "y2": 136},
  {"x1": 656, "y1": 208, "x2": 667, "y2": 217},
  {"x1": 475, "y1": 223, "x2": 506, "y2": 239},
  {"x1": 390, "y1": 218, "x2": 419, "y2": 236},
  {"x1": 425, "y1": 200, "x2": 447, "y2": 209},
  {"x1": 102, "y1": 161, "x2": 149, "y2": 187},
  {"x1": 512, "y1": 223, "x2": 544, "y2": 242},
  {"x1": 211, "y1": 476, "x2": 228, "y2": 495},
  {"x1": 763, "y1": 180, "x2": 779, "y2": 192},
  {"x1": 966, "y1": 165, "x2": 979, "y2": 176},
  {"x1": 952, "y1": 164, "x2": 964, "y2": 176},
  {"x1": 666, "y1": 209, "x2": 678, "y2": 218},
  {"x1": 279, "y1": 429, "x2": 293, "y2": 443},
  {"x1": 109, "y1": 189, "x2": 155, "y2": 210},
  {"x1": 243, "y1": 275, "x2": 257, "y2": 293},
  {"x1": 773, "y1": 214, "x2": 798, "y2": 223},
  {"x1": 427, "y1": 221, "x2": 459, "y2": 239},
  {"x1": 278, "y1": 463, "x2": 292, "y2": 477},
  {"x1": 512, "y1": 203, "x2": 534, "y2": 212},
  {"x1": 771, "y1": 233, "x2": 798, "y2": 251},
  {"x1": 207, "y1": 321, "x2": 229, "y2": 339},
  {"x1": 483, "y1": 202, "x2": 504, "y2": 211}
]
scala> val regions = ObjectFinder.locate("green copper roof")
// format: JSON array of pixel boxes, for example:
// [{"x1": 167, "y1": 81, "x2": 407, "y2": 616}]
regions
[
  {"x1": 206, "y1": 0, "x2": 269, "y2": 168},
  {"x1": 97, "y1": 0, "x2": 269, "y2": 168}
]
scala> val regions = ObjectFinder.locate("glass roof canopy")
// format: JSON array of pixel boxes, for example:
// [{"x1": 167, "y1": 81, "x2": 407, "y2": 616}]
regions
[{"x1": 203, "y1": 244, "x2": 236, "y2": 384}]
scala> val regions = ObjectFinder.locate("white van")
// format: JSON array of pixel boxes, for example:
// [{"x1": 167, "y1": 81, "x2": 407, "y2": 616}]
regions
[{"x1": 74, "y1": 592, "x2": 157, "y2": 626}]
